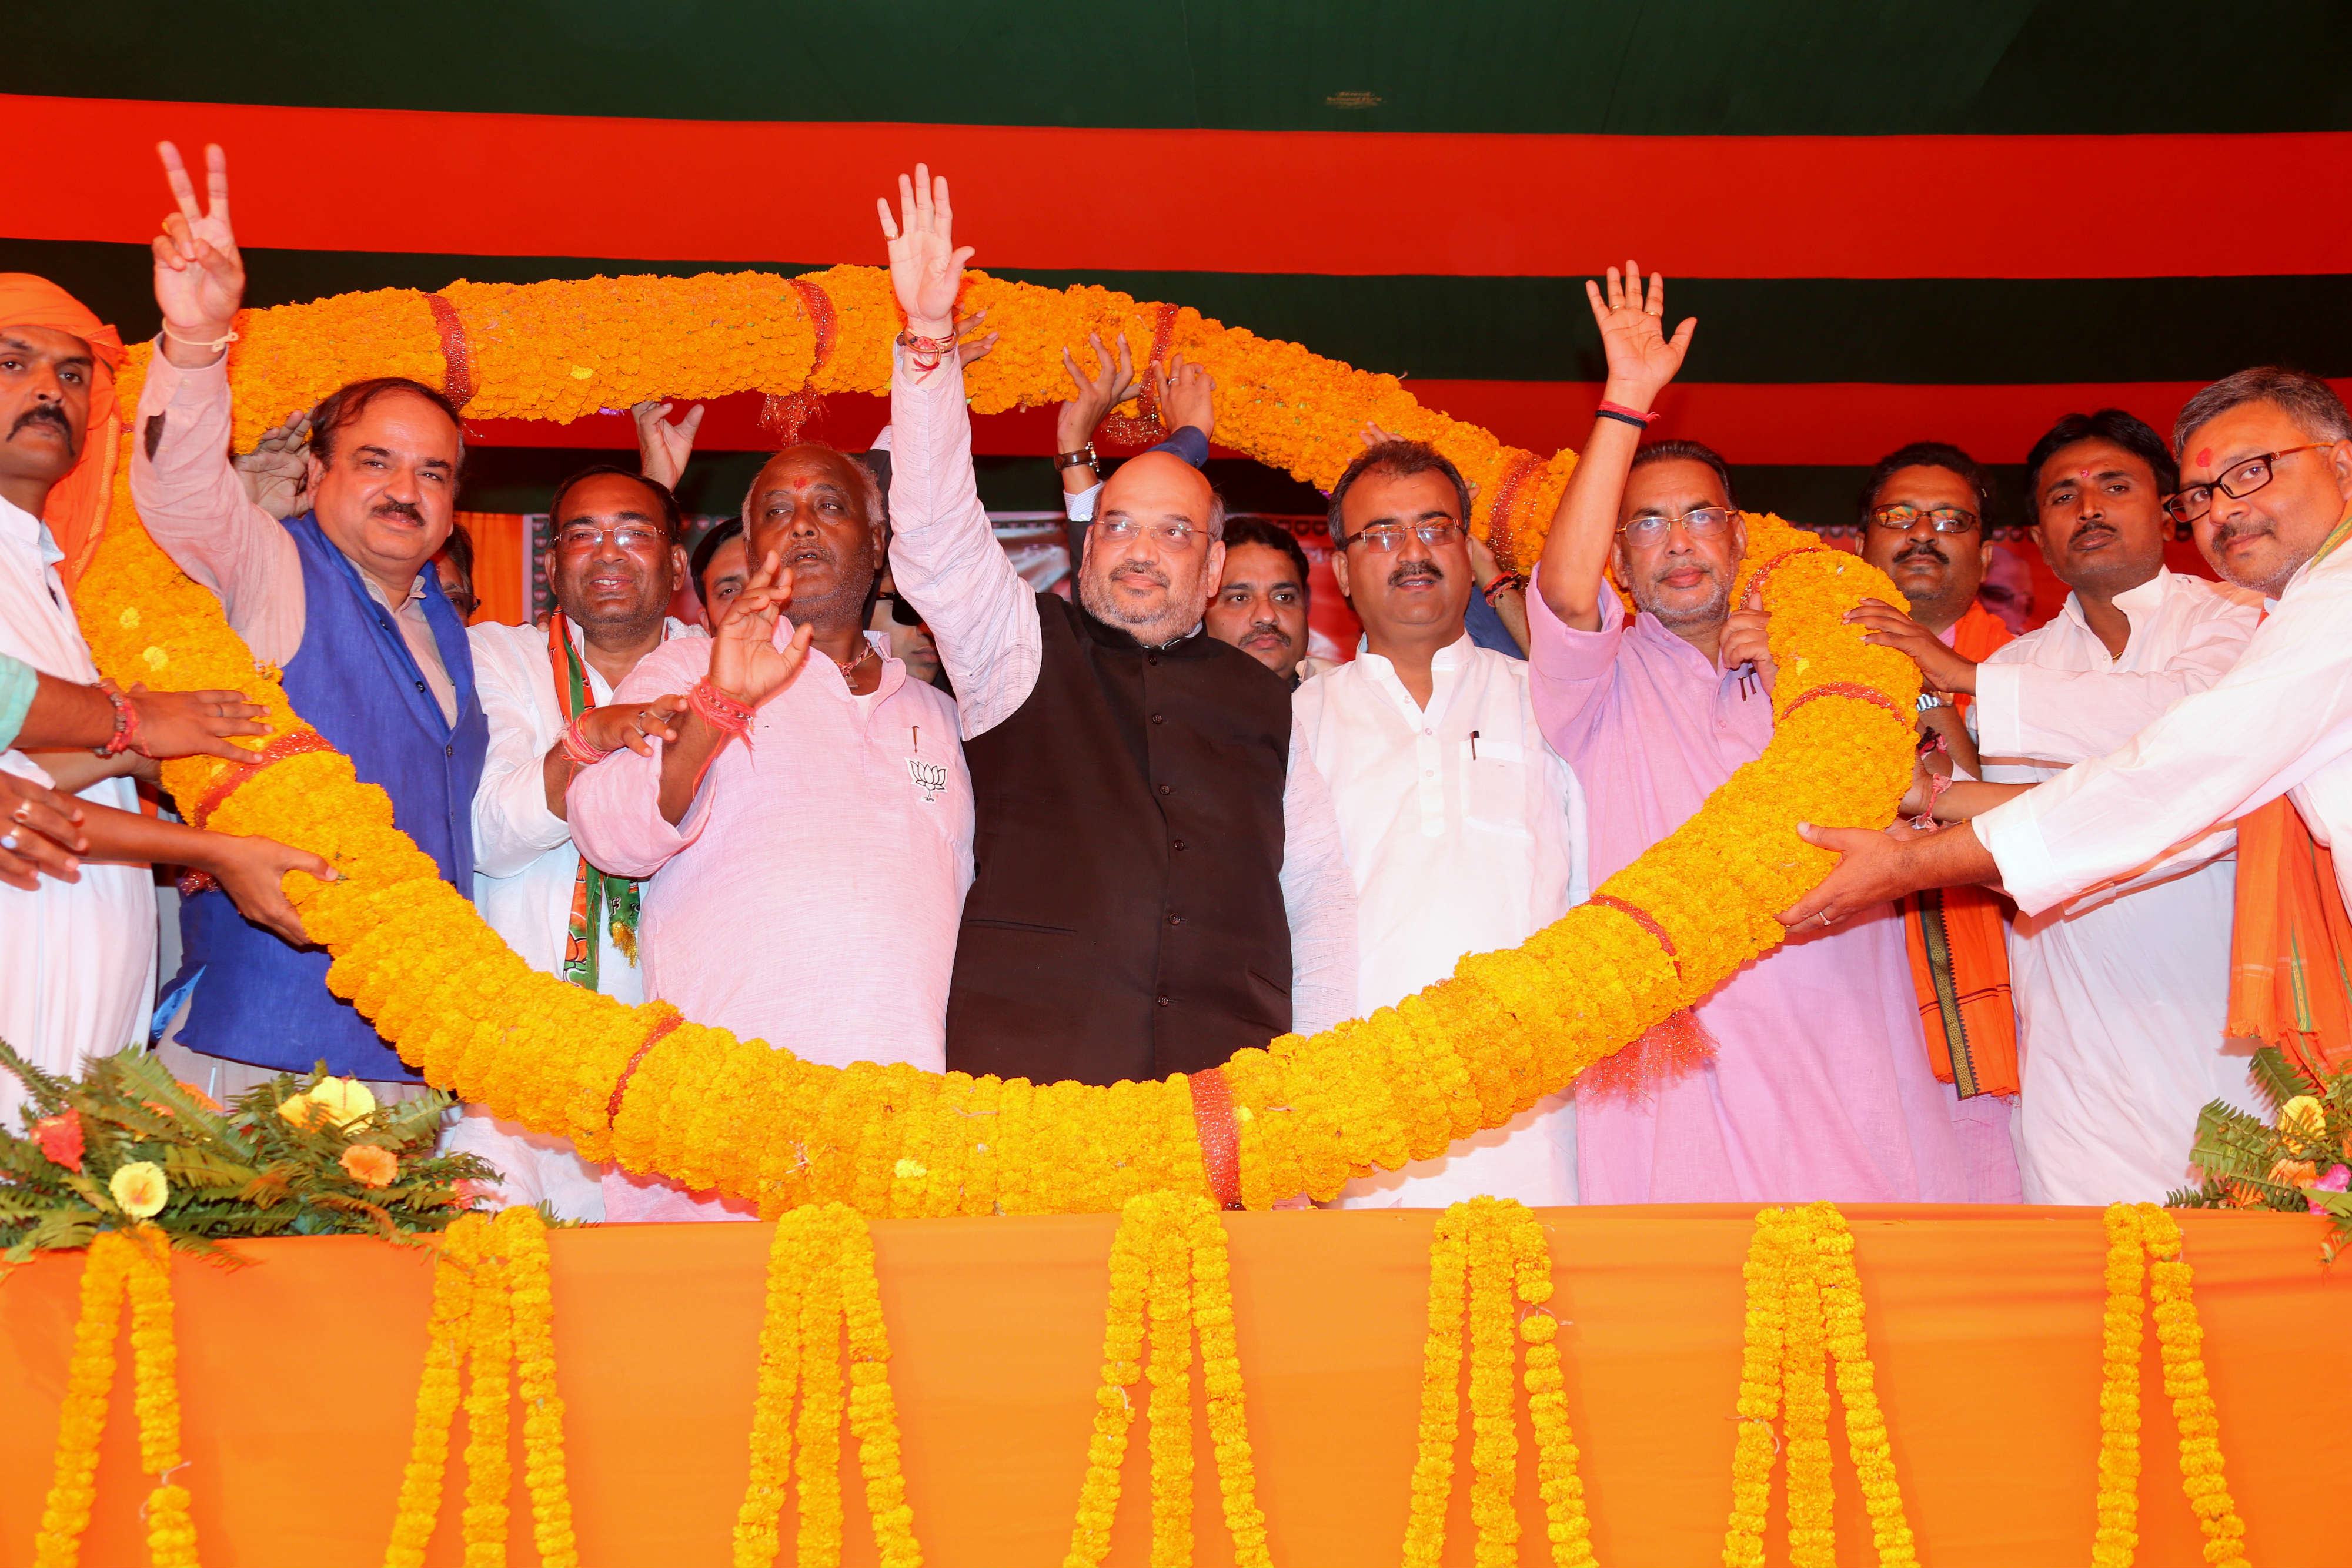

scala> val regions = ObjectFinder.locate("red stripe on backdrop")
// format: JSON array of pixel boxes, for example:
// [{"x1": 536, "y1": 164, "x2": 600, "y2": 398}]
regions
[
  {"x1": 465, "y1": 381, "x2": 2352, "y2": 468},
  {"x1": 9, "y1": 94, "x2": 2352, "y2": 279}
]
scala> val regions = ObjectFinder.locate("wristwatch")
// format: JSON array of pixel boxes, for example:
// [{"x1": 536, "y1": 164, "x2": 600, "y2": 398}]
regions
[
  {"x1": 1916, "y1": 690, "x2": 1949, "y2": 713},
  {"x1": 1054, "y1": 442, "x2": 1099, "y2": 473}
]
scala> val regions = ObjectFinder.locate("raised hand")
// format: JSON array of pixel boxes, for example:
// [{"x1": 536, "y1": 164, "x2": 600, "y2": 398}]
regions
[
  {"x1": 877, "y1": 164, "x2": 973, "y2": 338},
  {"x1": 152, "y1": 142, "x2": 245, "y2": 366},
  {"x1": 1718, "y1": 587, "x2": 1778, "y2": 690},
  {"x1": 1586, "y1": 260, "x2": 1694, "y2": 409},
  {"x1": 632, "y1": 401, "x2": 705, "y2": 490},
  {"x1": 707, "y1": 550, "x2": 815, "y2": 708},
  {"x1": 129, "y1": 684, "x2": 272, "y2": 763},
  {"x1": 1056, "y1": 332, "x2": 1138, "y2": 452},
  {"x1": 1159, "y1": 352, "x2": 1216, "y2": 442},
  {"x1": 954, "y1": 307, "x2": 998, "y2": 366},
  {"x1": 233, "y1": 410, "x2": 312, "y2": 519}
]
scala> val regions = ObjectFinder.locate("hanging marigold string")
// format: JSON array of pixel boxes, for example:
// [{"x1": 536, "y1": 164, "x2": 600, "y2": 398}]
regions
[
  {"x1": 2092, "y1": 1203, "x2": 2250, "y2": 1568},
  {"x1": 1721, "y1": 1203, "x2": 1916, "y2": 1568},
  {"x1": 32, "y1": 1226, "x2": 197, "y2": 1568},
  {"x1": 1064, "y1": 1191, "x2": 1271, "y2": 1568},
  {"x1": 733, "y1": 1202, "x2": 921, "y2": 1568},
  {"x1": 382, "y1": 1208, "x2": 577, "y2": 1568},
  {"x1": 73, "y1": 272, "x2": 1921, "y2": 1219}
]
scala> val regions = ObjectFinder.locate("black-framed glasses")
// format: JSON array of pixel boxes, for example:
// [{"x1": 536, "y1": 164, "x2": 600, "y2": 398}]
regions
[
  {"x1": 2163, "y1": 444, "x2": 2331, "y2": 524},
  {"x1": 1866, "y1": 503, "x2": 1980, "y2": 535},
  {"x1": 1617, "y1": 506, "x2": 1735, "y2": 544},
  {"x1": 1342, "y1": 519, "x2": 1468, "y2": 553},
  {"x1": 875, "y1": 589, "x2": 922, "y2": 627}
]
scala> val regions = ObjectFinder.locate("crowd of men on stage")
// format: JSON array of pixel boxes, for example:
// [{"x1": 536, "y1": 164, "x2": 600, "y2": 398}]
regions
[{"x1": 6, "y1": 148, "x2": 2348, "y2": 1221}]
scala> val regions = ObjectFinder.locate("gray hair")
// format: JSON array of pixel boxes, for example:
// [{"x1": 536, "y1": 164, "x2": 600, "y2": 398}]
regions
[
  {"x1": 2174, "y1": 366, "x2": 2352, "y2": 454},
  {"x1": 740, "y1": 443, "x2": 887, "y2": 531}
]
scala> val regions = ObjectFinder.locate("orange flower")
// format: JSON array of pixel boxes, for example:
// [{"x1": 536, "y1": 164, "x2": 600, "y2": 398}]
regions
[
  {"x1": 2270, "y1": 1158, "x2": 2320, "y2": 1188},
  {"x1": 341, "y1": 1145, "x2": 399, "y2": 1189}
]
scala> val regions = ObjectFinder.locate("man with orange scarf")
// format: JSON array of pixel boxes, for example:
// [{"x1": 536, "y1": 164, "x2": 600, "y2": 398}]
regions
[
  {"x1": 1841, "y1": 443, "x2": 2021, "y2": 1113},
  {"x1": 0, "y1": 273, "x2": 329, "y2": 1128}
]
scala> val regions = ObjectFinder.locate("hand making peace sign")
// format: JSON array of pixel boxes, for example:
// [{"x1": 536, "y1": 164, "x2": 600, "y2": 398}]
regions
[
  {"x1": 878, "y1": 164, "x2": 973, "y2": 340},
  {"x1": 1585, "y1": 260, "x2": 1696, "y2": 410},
  {"x1": 151, "y1": 141, "x2": 246, "y2": 365}
]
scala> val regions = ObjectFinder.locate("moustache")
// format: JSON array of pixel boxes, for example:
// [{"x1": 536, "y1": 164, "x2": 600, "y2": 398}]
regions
[
  {"x1": 372, "y1": 500, "x2": 424, "y2": 524},
  {"x1": 1245, "y1": 618, "x2": 1295, "y2": 645},
  {"x1": 8, "y1": 403, "x2": 72, "y2": 442},
  {"x1": 2068, "y1": 521, "x2": 2118, "y2": 548},
  {"x1": 1893, "y1": 540, "x2": 1949, "y2": 568},
  {"x1": 2210, "y1": 517, "x2": 2274, "y2": 553},
  {"x1": 1110, "y1": 560, "x2": 1170, "y2": 590},
  {"x1": 1387, "y1": 561, "x2": 1445, "y2": 589},
  {"x1": 1648, "y1": 559, "x2": 1718, "y2": 589}
]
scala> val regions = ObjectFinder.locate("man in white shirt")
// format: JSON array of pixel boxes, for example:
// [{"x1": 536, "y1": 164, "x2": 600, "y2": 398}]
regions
[
  {"x1": 441, "y1": 466, "x2": 699, "y2": 1219},
  {"x1": 1790, "y1": 369, "x2": 2352, "y2": 984},
  {"x1": 1301, "y1": 440, "x2": 1589, "y2": 1206},
  {"x1": 1889, "y1": 410, "x2": 2264, "y2": 1201}
]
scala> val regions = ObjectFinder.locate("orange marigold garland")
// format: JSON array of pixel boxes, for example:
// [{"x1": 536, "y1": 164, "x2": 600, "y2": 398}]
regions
[
  {"x1": 734, "y1": 1202, "x2": 921, "y2": 1568},
  {"x1": 2092, "y1": 1204, "x2": 2250, "y2": 1568},
  {"x1": 382, "y1": 1208, "x2": 576, "y2": 1568},
  {"x1": 1721, "y1": 1204, "x2": 1916, "y2": 1568},
  {"x1": 1064, "y1": 1192, "x2": 1272, "y2": 1568},
  {"x1": 1402, "y1": 1199, "x2": 1599, "y2": 1568},
  {"x1": 77, "y1": 270, "x2": 1919, "y2": 1219}
]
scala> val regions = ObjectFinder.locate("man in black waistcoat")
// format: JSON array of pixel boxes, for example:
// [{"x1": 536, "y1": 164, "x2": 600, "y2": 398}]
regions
[{"x1": 878, "y1": 166, "x2": 1357, "y2": 1088}]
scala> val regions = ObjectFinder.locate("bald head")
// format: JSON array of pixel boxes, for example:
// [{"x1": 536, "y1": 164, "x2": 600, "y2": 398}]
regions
[
  {"x1": 743, "y1": 443, "x2": 886, "y2": 631},
  {"x1": 1080, "y1": 452, "x2": 1228, "y2": 647}
]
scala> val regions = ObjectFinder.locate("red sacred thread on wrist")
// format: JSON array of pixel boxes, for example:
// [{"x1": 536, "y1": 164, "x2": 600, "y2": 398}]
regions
[
  {"x1": 1596, "y1": 400, "x2": 1657, "y2": 425},
  {"x1": 559, "y1": 714, "x2": 610, "y2": 766},
  {"x1": 897, "y1": 329, "x2": 957, "y2": 376},
  {"x1": 689, "y1": 678, "x2": 756, "y2": 747},
  {"x1": 95, "y1": 680, "x2": 137, "y2": 757}
]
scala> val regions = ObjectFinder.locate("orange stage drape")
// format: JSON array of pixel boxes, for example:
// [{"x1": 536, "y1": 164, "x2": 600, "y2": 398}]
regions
[{"x1": 1, "y1": 1207, "x2": 2343, "y2": 1567}]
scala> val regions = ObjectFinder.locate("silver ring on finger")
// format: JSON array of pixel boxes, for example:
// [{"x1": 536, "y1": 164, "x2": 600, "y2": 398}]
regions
[
  {"x1": 1, "y1": 833, "x2": 16, "y2": 852},
  {"x1": 12, "y1": 803, "x2": 30, "y2": 824},
  {"x1": 1817, "y1": 909, "x2": 1833, "y2": 928}
]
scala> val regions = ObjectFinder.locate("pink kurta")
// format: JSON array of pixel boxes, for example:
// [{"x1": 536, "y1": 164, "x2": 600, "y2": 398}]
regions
[
  {"x1": 1527, "y1": 583, "x2": 2017, "y2": 1205},
  {"x1": 567, "y1": 633, "x2": 974, "y2": 1219}
]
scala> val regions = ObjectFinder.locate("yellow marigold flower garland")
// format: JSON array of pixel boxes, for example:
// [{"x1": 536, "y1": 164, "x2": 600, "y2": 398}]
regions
[
  {"x1": 124, "y1": 1226, "x2": 199, "y2": 1568},
  {"x1": 1064, "y1": 1192, "x2": 1271, "y2": 1568},
  {"x1": 734, "y1": 1202, "x2": 921, "y2": 1568},
  {"x1": 2092, "y1": 1204, "x2": 2250, "y2": 1568},
  {"x1": 1402, "y1": 1199, "x2": 1599, "y2": 1568},
  {"x1": 382, "y1": 1208, "x2": 576, "y2": 1568},
  {"x1": 1720, "y1": 1204, "x2": 1916, "y2": 1568},
  {"x1": 76, "y1": 273, "x2": 1918, "y2": 1218}
]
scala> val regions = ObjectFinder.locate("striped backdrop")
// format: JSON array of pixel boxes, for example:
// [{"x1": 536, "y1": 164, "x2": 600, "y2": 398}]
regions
[{"x1": 7, "y1": 1, "x2": 2350, "y2": 535}]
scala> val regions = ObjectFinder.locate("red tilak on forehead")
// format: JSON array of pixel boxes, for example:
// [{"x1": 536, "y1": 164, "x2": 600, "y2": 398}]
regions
[
  {"x1": 2196, "y1": 447, "x2": 2213, "y2": 468},
  {"x1": 2077, "y1": 467, "x2": 2093, "y2": 478}
]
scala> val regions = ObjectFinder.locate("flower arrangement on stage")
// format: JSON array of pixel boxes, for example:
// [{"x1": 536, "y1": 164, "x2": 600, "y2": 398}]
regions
[
  {"x1": 2170, "y1": 1045, "x2": 2352, "y2": 1259},
  {"x1": 71, "y1": 272, "x2": 1921, "y2": 1219},
  {"x1": 0, "y1": 1042, "x2": 492, "y2": 1265}
]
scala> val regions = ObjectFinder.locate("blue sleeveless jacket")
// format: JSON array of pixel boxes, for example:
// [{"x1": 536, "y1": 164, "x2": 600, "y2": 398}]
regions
[{"x1": 172, "y1": 514, "x2": 486, "y2": 1079}]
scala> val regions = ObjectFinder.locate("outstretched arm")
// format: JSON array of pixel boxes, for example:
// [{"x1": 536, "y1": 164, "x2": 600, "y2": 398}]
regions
[
  {"x1": 6, "y1": 666, "x2": 268, "y2": 761},
  {"x1": 132, "y1": 141, "x2": 305, "y2": 663},
  {"x1": 878, "y1": 165, "x2": 1044, "y2": 740},
  {"x1": 1533, "y1": 263, "x2": 1695, "y2": 631}
]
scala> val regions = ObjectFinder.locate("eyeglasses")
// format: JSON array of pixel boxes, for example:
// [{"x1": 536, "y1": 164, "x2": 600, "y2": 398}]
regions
[
  {"x1": 1618, "y1": 506, "x2": 1735, "y2": 544},
  {"x1": 1342, "y1": 519, "x2": 1469, "y2": 553},
  {"x1": 874, "y1": 589, "x2": 922, "y2": 627},
  {"x1": 2163, "y1": 444, "x2": 2331, "y2": 524},
  {"x1": 556, "y1": 521, "x2": 670, "y2": 551},
  {"x1": 1865, "y1": 503, "x2": 1980, "y2": 535},
  {"x1": 1094, "y1": 517, "x2": 1208, "y2": 551}
]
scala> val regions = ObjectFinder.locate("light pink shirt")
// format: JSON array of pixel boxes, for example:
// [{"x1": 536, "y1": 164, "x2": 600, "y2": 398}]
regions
[
  {"x1": 1526, "y1": 576, "x2": 2018, "y2": 1205},
  {"x1": 566, "y1": 632, "x2": 973, "y2": 1220}
]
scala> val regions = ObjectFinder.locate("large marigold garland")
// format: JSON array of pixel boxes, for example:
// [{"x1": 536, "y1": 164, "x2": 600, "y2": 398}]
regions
[{"x1": 72, "y1": 273, "x2": 1918, "y2": 1218}]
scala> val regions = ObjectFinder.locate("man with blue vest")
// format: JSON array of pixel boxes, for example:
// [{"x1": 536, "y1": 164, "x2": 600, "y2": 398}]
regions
[{"x1": 132, "y1": 142, "x2": 487, "y2": 1099}]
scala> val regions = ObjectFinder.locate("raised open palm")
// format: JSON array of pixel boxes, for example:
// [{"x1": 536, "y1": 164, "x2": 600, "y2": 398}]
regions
[
  {"x1": 1586, "y1": 260, "x2": 1695, "y2": 403},
  {"x1": 877, "y1": 165, "x2": 973, "y2": 336},
  {"x1": 707, "y1": 550, "x2": 814, "y2": 707},
  {"x1": 152, "y1": 141, "x2": 245, "y2": 345}
]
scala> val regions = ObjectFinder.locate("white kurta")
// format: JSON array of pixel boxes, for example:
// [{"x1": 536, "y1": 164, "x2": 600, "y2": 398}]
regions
[
  {"x1": 1980, "y1": 530, "x2": 2352, "y2": 912},
  {"x1": 436, "y1": 616, "x2": 700, "y2": 1219},
  {"x1": 0, "y1": 497, "x2": 154, "y2": 1129},
  {"x1": 1297, "y1": 633, "x2": 1591, "y2": 1207},
  {"x1": 1973, "y1": 569, "x2": 2266, "y2": 1203}
]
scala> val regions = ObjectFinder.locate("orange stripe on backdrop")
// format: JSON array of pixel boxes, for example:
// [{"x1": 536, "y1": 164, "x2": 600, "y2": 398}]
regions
[
  {"x1": 0, "y1": 1208, "x2": 2341, "y2": 1567},
  {"x1": 8, "y1": 94, "x2": 2352, "y2": 279},
  {"x1": 460, "y1": 380, "x2": 2352, "y2": 469}
]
